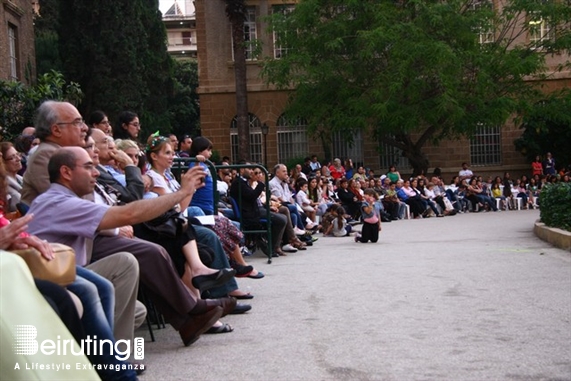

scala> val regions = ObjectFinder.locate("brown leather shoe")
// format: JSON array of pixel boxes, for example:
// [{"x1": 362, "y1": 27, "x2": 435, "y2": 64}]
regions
[
  {"x1": 204, "y1": 297, "x2": 237, "y2": 317},
  {"x1": 179, "y1": 306, "x2": 223, "y2": 346}
]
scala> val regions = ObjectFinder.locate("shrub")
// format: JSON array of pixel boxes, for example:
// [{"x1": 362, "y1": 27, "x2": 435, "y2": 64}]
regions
[{"x1": 540, "y1": 182, "x2": 571, "y2": 231}]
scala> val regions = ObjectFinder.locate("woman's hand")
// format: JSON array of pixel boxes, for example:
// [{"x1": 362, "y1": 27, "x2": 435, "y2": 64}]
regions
[
  {"x1": 0, "y1": 214, "x2": 33, "y2": 250},
  {"x1": 11, "y1": 235, "x2": 55, "y2": 261}
]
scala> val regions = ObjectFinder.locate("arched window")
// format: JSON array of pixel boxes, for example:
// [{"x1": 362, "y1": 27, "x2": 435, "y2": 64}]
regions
[
  {"x1": 230, "y1": 113, "x2": 262, "y2": 163},
  {"x1": 276, "y1": 114, "x2": 309, "y2": 163}
]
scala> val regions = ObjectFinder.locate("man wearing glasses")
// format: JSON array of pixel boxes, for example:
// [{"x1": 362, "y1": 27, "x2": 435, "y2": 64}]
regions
[{"x1": 21, "y1": 100, "x2": 89, "y2": 205}]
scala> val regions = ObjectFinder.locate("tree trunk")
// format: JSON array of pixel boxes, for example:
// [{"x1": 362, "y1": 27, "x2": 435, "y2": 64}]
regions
[
  {"x1": 403, "y1": 146, "x2": 430, "y2": 178},
  {"x1": 226, "y1": 0, "x2": 250, "y2": 161}
]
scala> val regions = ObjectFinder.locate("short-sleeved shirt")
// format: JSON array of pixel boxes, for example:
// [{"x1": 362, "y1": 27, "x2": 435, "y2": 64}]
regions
[
  {"x1": 147, "y1": 169, "x2": 180, "y2": 193},
  {"x1": 27, "y1": 183, "x2": 109, "y2": 266}
]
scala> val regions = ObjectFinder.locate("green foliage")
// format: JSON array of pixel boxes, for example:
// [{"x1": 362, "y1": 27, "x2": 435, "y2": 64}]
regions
[
  {"x1": 262, "y1": 0, "x2": 571, "y2": 174},
  {"x1": 285, "y1": 156, "x2": 306, "y2": 173},
  {"x1": 210, "y1": 149, "x2": 221, "y2": 165},
  {"x1": 0, "y1": 71, "x2": 83, "y2": 141},
  {"x1": 514, "y1": 91, "x2": 571, "y2": 169},
  {"x1": 169, "y1": 60, "x2": 200, "y2": 139},
  {"x1": 540, "y1": 183, "x2": 571, "y2": 232}
]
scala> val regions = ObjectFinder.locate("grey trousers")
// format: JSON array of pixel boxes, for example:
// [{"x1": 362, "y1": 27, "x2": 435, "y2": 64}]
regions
[{"x1": 85, "y1": 251, "x2": 142, "y2": 348}]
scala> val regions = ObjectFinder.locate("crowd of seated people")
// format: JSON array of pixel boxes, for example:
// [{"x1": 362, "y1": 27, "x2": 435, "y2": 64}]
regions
[{"x1": 2, "y1": 101, "x2": 569, "y2": 380}]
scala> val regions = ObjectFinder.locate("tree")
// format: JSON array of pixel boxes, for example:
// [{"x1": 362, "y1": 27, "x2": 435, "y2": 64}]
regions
[
  {"x1": 514, "y1": 90, "x2": 571, "y2": 170},
  {"x1": 54, "y1": 0, "x2": 173, "y2": 139},
  {"x1": 0, "y1": 71, "x2": 83, "y2": 141},
  {"x1": 263, "y1": 0, "x2": 571, "y2": 175},
  {"x1": 168, "y1": 60, "x2": 201, "y2": 138},
  {"x1": 223, "y1": 0, "x2": 250, "y2": 161}
]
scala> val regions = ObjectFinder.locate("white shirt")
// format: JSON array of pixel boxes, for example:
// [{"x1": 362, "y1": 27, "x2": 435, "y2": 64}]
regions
[{"x1": 269, "y1": 176, "x2": 294, "y2": 203}]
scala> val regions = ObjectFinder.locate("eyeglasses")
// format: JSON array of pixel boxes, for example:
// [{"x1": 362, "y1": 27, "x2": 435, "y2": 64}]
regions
[
  {"x1": 57, "y1": 118, "x2": 85, "y2": 128},
  {"x1": 128, "y1": 122, "x2": 141, "y2": 128},
  {"x1": 79, "y1": 163, "x2": 96, "y2": 171},
  {"x1": 98, "y1": 120, "x2": 110, "y2": 125},
  {"x1": 253, "y1": 171, "x2": 261, "y2": 175}
]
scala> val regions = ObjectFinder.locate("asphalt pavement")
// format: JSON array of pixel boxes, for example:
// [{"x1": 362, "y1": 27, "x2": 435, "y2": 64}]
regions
[{"x1": 138, "y1": 208, "x2": 571, "y2": 381}]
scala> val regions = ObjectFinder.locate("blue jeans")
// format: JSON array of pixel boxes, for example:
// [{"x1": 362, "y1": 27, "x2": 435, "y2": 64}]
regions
[
  {"x1": 285, "y1": 203, "x2": 305, "y2": 230},
  {"x1": 72, "y1": 266, "x2": 114, "y2": 329},
  {"x1": 194, "y1": 225, "x2": 238, "y2": 298},
  {"x1": 68, "y1": 267, "x2": 137, "y2": 381}
]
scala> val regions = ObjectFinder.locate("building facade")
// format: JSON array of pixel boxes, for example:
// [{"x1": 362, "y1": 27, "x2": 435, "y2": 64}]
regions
[
  {"x1": 195, "y1": 0, "x2": 570, "y2": 180},
  {"x1": 0, "y1": 0, "x2": 36, "y2": 84}
]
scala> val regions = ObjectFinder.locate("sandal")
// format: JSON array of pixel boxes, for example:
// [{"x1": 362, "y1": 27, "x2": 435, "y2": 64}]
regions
[
  {"x1": 229, "y1": 291, "x2": 254, "y2": 300},
  {"x1": 205, "y1": 323, "x2": 233, "y2": 334},
  {"x1": 291, "y1": 240, "x2": 307, "y2": 250}
]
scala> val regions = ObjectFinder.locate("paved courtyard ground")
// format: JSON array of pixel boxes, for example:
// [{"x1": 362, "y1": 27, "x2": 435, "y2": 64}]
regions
[{"x1": 138, "y1": 209, "x2": 571, "y2": 381}]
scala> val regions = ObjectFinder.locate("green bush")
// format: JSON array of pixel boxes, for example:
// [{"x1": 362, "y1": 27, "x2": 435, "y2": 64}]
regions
[
  {"x1": 540, "y1": 182, "x2": 571, "y2": 231},
  {"x1": 284, "y1": 156, "x2": 307, "y2": 173}
]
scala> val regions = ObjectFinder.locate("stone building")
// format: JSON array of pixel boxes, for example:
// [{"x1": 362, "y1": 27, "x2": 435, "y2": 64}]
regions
[
  {"x1": 194, "y1": 0, "x2": 570, "y2": 180},
  {"x1": 0, "y1": 0, "x2": 36, "y2": 84}
]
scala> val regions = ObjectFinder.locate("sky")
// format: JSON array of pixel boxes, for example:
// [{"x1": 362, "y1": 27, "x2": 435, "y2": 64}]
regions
[{"x1": 159, "y1": 0, "x2": 195, "y2": 15}]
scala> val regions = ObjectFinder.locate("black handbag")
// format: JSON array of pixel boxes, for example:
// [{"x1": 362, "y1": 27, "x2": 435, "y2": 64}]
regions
[{"x1": 143, "y1": 208, "x2": 188, "y2": 237}]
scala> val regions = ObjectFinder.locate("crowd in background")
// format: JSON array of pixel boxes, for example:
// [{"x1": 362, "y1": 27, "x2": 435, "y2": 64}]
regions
[{"x1": 1, "y1": 101, "x2": 569, "y2": 380}]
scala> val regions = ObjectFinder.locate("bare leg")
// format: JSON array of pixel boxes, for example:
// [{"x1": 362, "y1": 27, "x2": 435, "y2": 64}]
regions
[{"x1": 182, "y1": 240, "x2": 218, "y2": 277}]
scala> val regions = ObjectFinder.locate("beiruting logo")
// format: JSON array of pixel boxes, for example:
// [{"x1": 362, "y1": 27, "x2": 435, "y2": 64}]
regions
[{"x1": 13, "y1": 325, "x2": 144, "y2": 363}]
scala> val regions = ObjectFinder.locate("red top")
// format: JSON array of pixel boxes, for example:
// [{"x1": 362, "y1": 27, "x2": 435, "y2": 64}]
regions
[{"x1": 531, "y1": 161, "x2": 543, "y2": 176}]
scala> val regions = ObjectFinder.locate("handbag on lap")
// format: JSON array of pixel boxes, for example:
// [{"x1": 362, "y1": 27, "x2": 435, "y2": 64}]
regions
[{"x1": 11, "y1": 243, "x2": 76, "y2": 286}]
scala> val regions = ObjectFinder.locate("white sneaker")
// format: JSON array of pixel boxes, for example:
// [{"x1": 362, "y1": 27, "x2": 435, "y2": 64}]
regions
[
  {"x1": 281, "y1": 244, "x2": 298, "y2": 253},
  {"x1": 293, "y1": 227, "x2": 306, "y2": 236}
]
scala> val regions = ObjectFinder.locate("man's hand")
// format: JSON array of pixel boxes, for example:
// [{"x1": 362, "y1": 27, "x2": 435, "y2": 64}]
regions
[
  {"x1": 109, "y1": 150, "x2": 134, "y2": 170},
  {"x1": 179, "y1": 164, "x2": 206, "y2": 196},
  {"x1": 118, "y1": 226, "x2": 134, "y2": 239}
]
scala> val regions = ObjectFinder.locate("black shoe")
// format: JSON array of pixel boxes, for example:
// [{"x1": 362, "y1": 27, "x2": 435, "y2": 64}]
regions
[
  {"x1": 192, "y1": 268, "x2": 236, "y2": 292},
  {"x1": 233, "y1": 263, "x2": 254, "y2": 277},
  {"x1": 229, "y1": 303, "x2": 252, "y2": 314}
]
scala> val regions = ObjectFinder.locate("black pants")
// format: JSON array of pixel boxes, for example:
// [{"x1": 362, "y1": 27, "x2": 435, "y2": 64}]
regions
[
  {"x1": 357, "y1": 222, "x2": 379, "y2": 243},
  {"x1": 382, "y1": 200, "x2": 400, "y2": 219}
]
